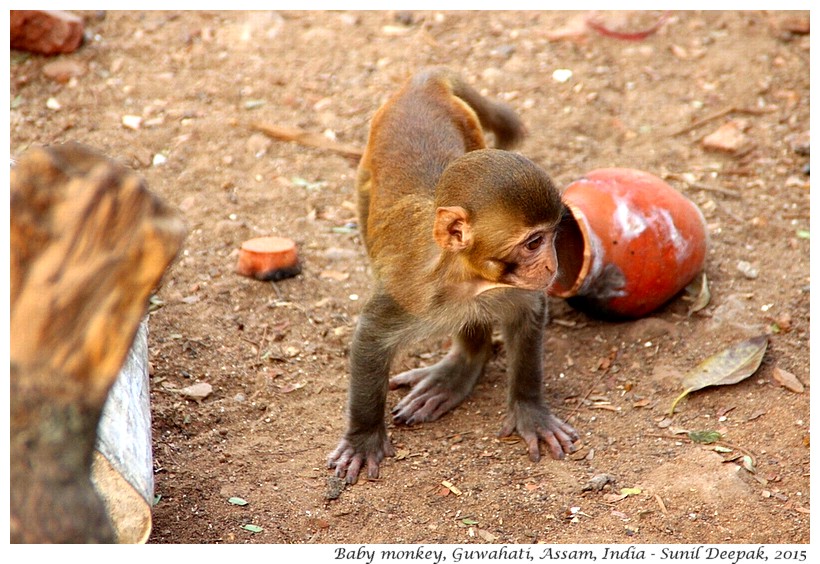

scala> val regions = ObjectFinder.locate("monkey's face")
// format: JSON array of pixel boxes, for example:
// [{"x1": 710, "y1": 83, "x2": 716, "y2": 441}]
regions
[{"x1": 488, "y1": 223, "x2": 560, "y2": 291}]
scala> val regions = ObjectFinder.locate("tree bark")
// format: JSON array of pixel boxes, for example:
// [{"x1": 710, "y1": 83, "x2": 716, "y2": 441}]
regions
[{"x1": 10, "y1": 143, "x2": 186, "y2": 543}]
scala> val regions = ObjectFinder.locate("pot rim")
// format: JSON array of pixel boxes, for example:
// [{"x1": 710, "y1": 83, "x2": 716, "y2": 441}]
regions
[{"x1": 549, "y1": 201, "x2": 594, "y2": 299}]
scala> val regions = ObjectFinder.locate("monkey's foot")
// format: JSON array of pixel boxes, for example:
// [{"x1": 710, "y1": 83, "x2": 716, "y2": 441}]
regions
[
  {"x1": 327, "y1": 432, "x2": 395, "y2": 485},
  {"x1": 499, "y1": 401, "x2": 579, "y2": 461},
  {"x1": 389, "y1": 361, "x2": 481, "y2": 425}
]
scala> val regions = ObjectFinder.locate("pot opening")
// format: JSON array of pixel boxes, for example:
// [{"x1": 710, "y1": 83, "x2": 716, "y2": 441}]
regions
[{"x1": 549, "y1": 203, "x2": 591, "y2": 298}]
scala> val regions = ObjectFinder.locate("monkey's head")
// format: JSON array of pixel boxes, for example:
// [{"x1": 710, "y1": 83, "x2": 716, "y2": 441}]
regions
[{"x1": 432, "y1": 149, "x2": 564, "y2": 293}]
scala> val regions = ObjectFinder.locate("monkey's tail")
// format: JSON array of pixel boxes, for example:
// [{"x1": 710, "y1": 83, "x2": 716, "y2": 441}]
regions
[{"x1": 416, "y1": 66, "x2": 528, "y2": 150}]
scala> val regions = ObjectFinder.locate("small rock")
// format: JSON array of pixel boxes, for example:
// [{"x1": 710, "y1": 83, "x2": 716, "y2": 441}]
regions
[
  {"x1": 552, "y1": 69, "x2": 573, "y2": 83},
  {"x1": 781, "y1": 17, "x2": 810, "y2": 35},
  {"x1": 180, "y1": 382, "x2": 213, "y2": 402},
  {"x1": 394, "y1": 11, "x2": 415, "y2": 26},
  {"x1": 46, "y1": 97, "x2": 61, "y2": 110},
  {"x1": 325, "y1": 475, "x2": 346, "y2": 500},
  {"x1": 785, "y1": 131, "x2": 809, "y2": 156},
  {"x1": 736, "y1": 260, "x2": 759, "y2": 279},
  {"x1": 324, "y1": 247, "x2": 359, "y2": 261},
  {"x1": 246, "y1": 132, "x2": 272, "y2": 157},
  {"x1": 10, "y1": 10, "x2": 84, "y2": 55},
  {"x1": 492, "y1": 44, "x2": 516, "y2": 59},
  {"x1": 42, "y1": 59, "x2": 86, "y2": 83},
  {"x1": 582, "y1": 473, "x2": 616, "y2": 492},
  {"x1": 702, "y1": 121, "x2": 751, "y2": 153},
  {"x1": 122, "y1": 114, "x2": 143, "y2": 130}
]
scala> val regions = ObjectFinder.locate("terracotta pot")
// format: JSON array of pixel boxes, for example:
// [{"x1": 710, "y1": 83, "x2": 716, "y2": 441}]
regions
[{"x1": 549, "y1": 168, "x2": 708, "y2": 319}]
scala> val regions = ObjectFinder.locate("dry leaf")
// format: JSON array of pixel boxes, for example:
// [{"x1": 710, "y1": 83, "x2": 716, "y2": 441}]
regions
[
  {"x1": 685, "y1": 272, "x2": 711, "y2": 316},
  {"x1": 669, "y1": 335, "x2": 768, "y2": 415},
  {"x1": 276, "y1": 382, "x2": 305, "y2": 393},
  {"x1": 442, "y1": 480, "x2": 462, "y2": 496},
  {"x1": 772, "y1": 367, "x2": 804, "y2": 393},
  {"x1": 688, "y1": 430, "x2": 722, "y2": 444}
]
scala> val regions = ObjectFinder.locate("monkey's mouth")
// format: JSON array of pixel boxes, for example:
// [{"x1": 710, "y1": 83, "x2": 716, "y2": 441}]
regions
[{"x1": 502, "y1": 269, "x2": 557, "y2": 292}]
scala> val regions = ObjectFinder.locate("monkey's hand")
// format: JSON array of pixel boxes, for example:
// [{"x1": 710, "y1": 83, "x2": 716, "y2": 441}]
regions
[
  {"x1": 499, "y1": 400, "x2": 579, "y2": 461},
  {"x1": 327, "y1": 430, "x2": 395, "y2": 484}
]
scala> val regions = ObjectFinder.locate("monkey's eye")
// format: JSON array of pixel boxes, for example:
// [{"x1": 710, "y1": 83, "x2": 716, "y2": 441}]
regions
[{"x1": 524, "y1": 234, "x2": 544, "y2": 251}]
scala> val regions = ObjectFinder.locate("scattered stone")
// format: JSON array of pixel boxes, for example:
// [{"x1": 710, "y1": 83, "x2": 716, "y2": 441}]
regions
[
  {"x1": 736, "y1": 260, "x2": 759, "y2": 279},
  {"x1": 394, "y1": 11, "x2": 415, "y2": 26},
  {"x1": 785, "y1": 130, "x2": 809, "y2": 156},
  {"x1": 10, "y1": 10, "x2": 84, "y2": 55},
  {"x1": 492, "y1": 44, "x2": 516, "y2": 59},
  {"x1": 121, "y1": 115, "x2": 143, "y2": 130},
  {"x1": 552, "y1": 68, "x2": 573, "y2": 83},
  {"x1": 45, "y1": 97, "x2": 61, "y2": 110},
  {"x1": 702, "y1": 121, "x2": 751, "y2": 153},
  {"x1": 325, "y1": 475, "x2": 346, "y2": 500},
  {"x1": 781, "y1": 16, "x2": 809, "y2": 35},
  {"x1": 179, "y1": 382, "x2": 213, "y2": 402},
  {"x1": 246, "y1": 132, "x2": 272, "y2": 157},
  {"x1": 42, "y1": 59, "x2": 86, "y2": 83},
  {"x1": 582, "y1": 473, "x2": 616, "y2": 492}
]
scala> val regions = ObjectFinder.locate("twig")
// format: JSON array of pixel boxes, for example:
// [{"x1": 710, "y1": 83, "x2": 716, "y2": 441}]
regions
[
  {"x1": 665, "y1": 173, "x2": 742, "y2": 199},
  {"x1": 689, "y1": 182, "x2": 742, "y2": 198},
  {"x1": 586, "y1": 11, "x2": 670, "y2": 41},
  {"x1": 672, "y1": 106, "x2": 776, "y2": 137},
  {"x1": 251, "y1": 121, "x2": 364, "y2": 159}
]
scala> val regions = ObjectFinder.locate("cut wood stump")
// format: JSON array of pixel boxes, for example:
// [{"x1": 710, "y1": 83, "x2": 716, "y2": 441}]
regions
[{"x1": 10, "y1": 143, "x2": 186, "y2": 543}]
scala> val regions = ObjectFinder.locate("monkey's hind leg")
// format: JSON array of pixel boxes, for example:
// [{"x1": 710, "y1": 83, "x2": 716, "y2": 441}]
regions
[{"x1": 390, "y1": 323, "x2": 493, "y2": 425}]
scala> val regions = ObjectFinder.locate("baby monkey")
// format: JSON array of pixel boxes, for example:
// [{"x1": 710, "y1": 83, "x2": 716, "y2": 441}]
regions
[{"x1": 328, "y1": 66, "x2": 579, "y2": 484}]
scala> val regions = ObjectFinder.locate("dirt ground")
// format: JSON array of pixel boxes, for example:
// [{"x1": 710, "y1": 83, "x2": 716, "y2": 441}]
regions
[{"x1": 9, "y1": 10, "x2": 810, "y2": 546}]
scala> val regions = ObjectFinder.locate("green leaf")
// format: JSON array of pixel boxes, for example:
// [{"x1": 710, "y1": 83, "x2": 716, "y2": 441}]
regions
[
  {"x1": 669, "y1": 335, "x2": 768, "y2": 415},
  {"x1": 741, "y1": 455, "x2": 756, "y2": 473},
  {"x1": 712, "y1": 445, "x2": 733, "y2": 453},
  {"x1": 461, "y1": 518, "x2": 479, "y2": 526},
  {"x1": 796, "y1": 230, "x2": 810, "y2": 239},
  {"x1": 688, "y1": 430, "x2": 722, "y2": 444},
  {"x1": 620, "y1": 487, "x2": 642, "y2": 496},
  {"x1": 242, "y1": 524, "x2": 263, "y2": 533},
  {"x1": 228, "y1": 497, "x2": 248, "y2": 506}
]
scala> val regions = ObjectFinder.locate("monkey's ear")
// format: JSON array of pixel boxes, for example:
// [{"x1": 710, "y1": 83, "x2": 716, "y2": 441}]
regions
[{"x1": 433, "y1": 206, "x2": 472, "y2": 251}]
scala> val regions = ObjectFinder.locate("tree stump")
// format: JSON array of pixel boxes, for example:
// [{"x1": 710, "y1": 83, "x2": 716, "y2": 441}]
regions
[{"x1": 10, "y1": 143, "x2": 186, "y2": 543}]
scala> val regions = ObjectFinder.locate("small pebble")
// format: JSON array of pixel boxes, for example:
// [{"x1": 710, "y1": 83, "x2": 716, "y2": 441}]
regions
[{"x1": 736, "y1": 260, "x2": 759, "y2": 279}]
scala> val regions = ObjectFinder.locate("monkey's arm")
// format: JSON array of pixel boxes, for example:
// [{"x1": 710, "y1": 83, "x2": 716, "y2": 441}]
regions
[
  {"x1": 499, "y1": 293, "x2": 579, "y2": 460},
  {"x1": 328, "y1": 291, "x2": 403, "y2": 483}
]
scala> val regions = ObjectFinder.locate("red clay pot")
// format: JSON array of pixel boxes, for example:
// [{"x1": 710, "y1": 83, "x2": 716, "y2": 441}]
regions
[{"x1": 549, "y1": 168, "x2": 708, "y2": 319}]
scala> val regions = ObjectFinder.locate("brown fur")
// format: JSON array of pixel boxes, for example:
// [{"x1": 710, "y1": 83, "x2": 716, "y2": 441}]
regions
[{"x1": 328, "y1": 67, "x2": 578, "y2": 484}]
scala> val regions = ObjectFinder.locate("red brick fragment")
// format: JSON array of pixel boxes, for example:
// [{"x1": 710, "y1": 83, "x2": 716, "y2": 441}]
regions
[{"x1": 10, "y1": 10, "x2": 84, "y2": 55}]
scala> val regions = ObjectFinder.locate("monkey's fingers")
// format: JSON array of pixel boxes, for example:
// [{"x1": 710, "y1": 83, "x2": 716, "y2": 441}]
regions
[
  {"x1": 388, "y1": 368, "x2": 428, "y2": 390},
  {"x1": 538, "y1": 416, "x2": 579, "y2": 460},
  {"x1": 392, "y1": 391, "x2": 454, "y2": 425},
  {"x1": 328, "y1": 442, "x2": 364, "y2": 484},
  {"x1": 344, "y1": 456, "x2": 365, "y2": 484}
]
